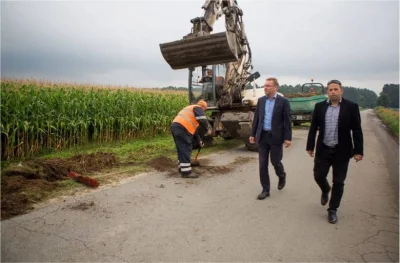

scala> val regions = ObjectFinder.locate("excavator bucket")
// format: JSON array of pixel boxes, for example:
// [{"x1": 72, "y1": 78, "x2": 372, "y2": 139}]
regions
[{"x1": 159, "y1": 32, "x2": 238, "y2": 70}]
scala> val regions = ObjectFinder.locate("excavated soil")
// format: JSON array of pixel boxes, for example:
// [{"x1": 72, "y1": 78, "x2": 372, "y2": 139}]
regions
[
  {"x1": 1, "y1": 152, "x2": 119, "y2": 220},
  {"x1": 148, "y1": 156, "x2": 177, "y2": 172},
  {"x1": 1, "y1": 175, "x2": 59, "y2": 219},
  {"x1": 159, "y1": 156, "x2": 254, "y2": 178},
  {"x1": 193, "y1": 157, "x2": 254, "y2": 176}
]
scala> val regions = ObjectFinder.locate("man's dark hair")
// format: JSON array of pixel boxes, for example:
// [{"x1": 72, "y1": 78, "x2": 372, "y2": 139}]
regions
[{"x1": 327, "y1": 79, "x2": 342, "y2": 88}]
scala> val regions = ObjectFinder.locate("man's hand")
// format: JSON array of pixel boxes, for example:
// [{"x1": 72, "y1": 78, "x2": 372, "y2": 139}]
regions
[
  {"x1": 307, "y1": 150, "x2": 314, "y2": 157},
  {"x1": 200, "y1": 141, "x2": 204, "y2": 148},
  {"x1": 284, "y1": 140, "x2": 291, "y2": 148},
  {"x1": 249, "y1": 136, "x2": 255, "y2": 144},
  {"x1": 354, "y1": 154, "x2": 363, "y2": 162},
  {"x1": 207, "y1": 129, "x2": 212, "y2": 136}
]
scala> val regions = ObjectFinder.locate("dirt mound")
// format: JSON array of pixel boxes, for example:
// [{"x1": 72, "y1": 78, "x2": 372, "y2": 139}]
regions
[
  {"x1": 148, "y1": 156, "x2": 177, "y2": 172},
  {"x1": 166, "y1": 157, "x2": 255, "y2": 177},
  {"x1": 2, "y1": 165, "x2": 42, "y2": 179},
  {"x1": 1, "y1": 175, "x2": 58, "y2": 219},
  {"x1": 4, "y1": 152, "x2": 119, "y2": 181},
  {"x1": 1, "y1": 152, "x2": 119, "y2": 220},
  {"x1": 68, "y1": 152, "x2": 119, "y2": 172}
]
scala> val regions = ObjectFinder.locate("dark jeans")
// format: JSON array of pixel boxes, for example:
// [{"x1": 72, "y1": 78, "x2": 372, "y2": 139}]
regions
[
  {"x1": 314, "y1": 144, "x2": 350, "y2": 211},
  {"x1": 258, "y1": 130, "x2": 285, "y2": 192}
]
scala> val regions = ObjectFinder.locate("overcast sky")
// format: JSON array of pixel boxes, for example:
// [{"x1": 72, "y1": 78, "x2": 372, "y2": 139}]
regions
[{"x1": 2, "y1": 0, "x2": 399, "y2": 93}]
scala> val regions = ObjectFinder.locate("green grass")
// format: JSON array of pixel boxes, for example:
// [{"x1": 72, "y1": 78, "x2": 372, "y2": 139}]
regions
[
  {"x1": 40, "y1": 134, "x2": 243, "y2": 163},
  {"x1": 375, "y1": 107, "x2": 399, "y2": 138},
  {"x1": 40, "y1": 134, "x2": 175, "y2": 161}
]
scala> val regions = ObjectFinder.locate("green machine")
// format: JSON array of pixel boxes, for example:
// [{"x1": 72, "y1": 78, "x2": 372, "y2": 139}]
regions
[{"x1": 288, "y1": 82, "x2": 327, "y2": 126}]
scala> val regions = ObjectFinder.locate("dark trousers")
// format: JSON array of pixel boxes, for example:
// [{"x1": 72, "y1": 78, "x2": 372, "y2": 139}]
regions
[
  {"x1": 171, "y1": 125, "x2": 192, "y2": 175},
  {"x1": 258, "y1": 130, "x2": 285, "y2": 192},
  {"x1": 314, "y1": 144, "x2": 350, "y2": 211}
]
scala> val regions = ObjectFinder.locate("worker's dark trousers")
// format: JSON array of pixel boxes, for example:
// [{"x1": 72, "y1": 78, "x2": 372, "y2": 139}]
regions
[
  {"x1": 171, "y1": 125, "x2": 193, "y2": 175},
  {"x1": 313, "y1": 145, "x2": 350, "y2": 211}
]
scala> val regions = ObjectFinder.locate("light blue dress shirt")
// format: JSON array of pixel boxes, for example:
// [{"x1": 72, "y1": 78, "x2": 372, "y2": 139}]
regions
[{"x1": 263, "y1": 93, "x2": 277, "y2": 131}]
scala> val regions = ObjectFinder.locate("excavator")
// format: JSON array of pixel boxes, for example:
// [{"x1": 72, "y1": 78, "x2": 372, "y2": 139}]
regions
[{"x1": 159, "y1": 0, "x2": 262, "y2": 151}]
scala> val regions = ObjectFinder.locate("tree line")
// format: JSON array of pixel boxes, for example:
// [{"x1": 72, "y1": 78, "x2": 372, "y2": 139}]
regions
[
  {"x1": 249, "y1": 83, "x2": 378, "y2": 108},
  {"x1": 377, "y1": 84, "x2": 399, "y2": 108},
  {"x1": 163, "y1": 83, "x2": 399, "y2": 109}
]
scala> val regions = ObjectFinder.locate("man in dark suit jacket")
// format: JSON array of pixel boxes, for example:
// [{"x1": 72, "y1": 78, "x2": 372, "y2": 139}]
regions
[
  {"x1": 306, "y1": 79, "x2": 364, "y2": 224},
  {"x1": 250, "y1": 77, "x2": 292, "y2": 200}
]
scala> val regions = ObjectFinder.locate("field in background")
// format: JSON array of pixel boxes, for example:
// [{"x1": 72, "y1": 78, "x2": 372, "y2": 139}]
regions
[
  {"x1": 375, "y1": 107, "x2": 399, "y2": 138},
  {"x1": 1, "y1": 79, "x2": 188, "y2": 161}
]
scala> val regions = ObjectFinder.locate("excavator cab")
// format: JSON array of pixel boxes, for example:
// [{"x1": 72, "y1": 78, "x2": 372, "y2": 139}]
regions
[
  {"x1": 188, "y1": 64, "x2": 226, "y2": 109},
  {"x1": 301, "y1": 82, "x2": 325, "y2": 95}
]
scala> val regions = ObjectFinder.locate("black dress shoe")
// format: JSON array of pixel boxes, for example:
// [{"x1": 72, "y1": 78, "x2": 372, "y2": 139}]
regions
[
  {"x1": 328, "y1": 210, "x2": 338, "y2": 224},
  {"x1": 321, "y1": 186, "x2": 331, "y2": 206},
  {"x1": 257, "y1": 191, "x2": 270, "y2": 200},
  {"x1": 278, "y1": 173, "x2": 286, "y2": 190}
]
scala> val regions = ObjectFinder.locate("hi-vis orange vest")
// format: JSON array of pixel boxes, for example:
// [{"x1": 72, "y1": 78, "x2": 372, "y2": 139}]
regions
[{"x1": 173, "y1": 105, "x2": 201, "y2": 135}]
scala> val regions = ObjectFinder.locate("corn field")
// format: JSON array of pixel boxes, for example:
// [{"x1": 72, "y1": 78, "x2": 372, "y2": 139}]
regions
[{"x1": 1, "y1": 79, "x2": 188, "y2": 161}]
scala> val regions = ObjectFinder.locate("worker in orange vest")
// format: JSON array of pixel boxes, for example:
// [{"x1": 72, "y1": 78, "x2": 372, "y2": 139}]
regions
[{"x1": 171, "y1": 100, "x2": 211, "y2": 178}]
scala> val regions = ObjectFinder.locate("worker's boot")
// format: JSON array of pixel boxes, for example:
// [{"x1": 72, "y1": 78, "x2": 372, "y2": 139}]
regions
[{"x1": 181, "y1": 172, "x2": 199, "y2": 178}]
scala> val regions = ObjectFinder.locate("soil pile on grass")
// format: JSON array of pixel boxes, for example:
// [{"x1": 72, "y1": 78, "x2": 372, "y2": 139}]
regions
[
  {"x1": 68, "y1": 152, "x2": 119, "y2": 172},
  {"x1": 1, "y1": 175, "x2": 58, "y2": 219},
  {"x1": 1, "y1": 152, "x2": 119, "y2": 220},
  {"x1": 148, "y1": 156, "x2": 177, "y2": 172}
]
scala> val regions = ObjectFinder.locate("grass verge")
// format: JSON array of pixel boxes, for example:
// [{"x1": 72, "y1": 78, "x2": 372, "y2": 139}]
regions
[{"x1": 375, "y1": 107, "x2": 399, "y2": 138}]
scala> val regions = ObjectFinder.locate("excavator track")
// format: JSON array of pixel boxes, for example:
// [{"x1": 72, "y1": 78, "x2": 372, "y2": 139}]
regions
[{"x1": 159, "y1": 32, "x2": 238, "y2": 70}]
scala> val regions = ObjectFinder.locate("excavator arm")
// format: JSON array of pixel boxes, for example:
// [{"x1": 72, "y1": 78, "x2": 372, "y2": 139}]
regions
[{"x1": 159, "y1": 0, "x2": 253, "y2": 108}]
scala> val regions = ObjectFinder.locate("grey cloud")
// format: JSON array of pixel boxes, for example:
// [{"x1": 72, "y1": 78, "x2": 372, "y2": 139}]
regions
[{"x1": 1, "y1": 1, "x2": 399, "y2": 92}]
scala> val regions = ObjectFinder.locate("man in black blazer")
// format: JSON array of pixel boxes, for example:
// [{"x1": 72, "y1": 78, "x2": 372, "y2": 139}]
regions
[
  {"x1": 250, "y1": 77, "x2": 292, "y2": 200},
  {"x1": 306, "y1": 79, "x2": 364, "y2": 224}
]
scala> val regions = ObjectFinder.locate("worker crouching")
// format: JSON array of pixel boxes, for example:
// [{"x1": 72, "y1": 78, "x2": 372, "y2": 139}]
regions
[{"x1": 171, "y1": 100, "x2": 210, "y2": 178}]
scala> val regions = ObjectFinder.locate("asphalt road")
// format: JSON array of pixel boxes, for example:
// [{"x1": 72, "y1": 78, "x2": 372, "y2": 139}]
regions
[{"x1": 2, "y1": 110, "x2": 398, "y2": 262}]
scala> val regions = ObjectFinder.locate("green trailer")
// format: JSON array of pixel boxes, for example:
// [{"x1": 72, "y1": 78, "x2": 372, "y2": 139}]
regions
[{"x1": 287, "y1": 82, "x2": 327, "y2": 125}]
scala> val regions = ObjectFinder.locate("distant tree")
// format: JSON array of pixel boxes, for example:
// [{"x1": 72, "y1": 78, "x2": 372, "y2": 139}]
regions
[
  {"x1": 277, "y1": 84, "x2": 377, "y2": 108},
  {"x1": 380, "y1": 84, "x2": 399, "y2": 108},
  {"x1": 342, "y1": 86, "x2": 360, "y2": 103},
  {"x1": 359, "y1": 96, "x2": 366, "y2": 108},
  {"x1": 377, "y1": 93, "x2": 391, "y2": 107},
  {"x1": 278, "y1": 84, "x2": 301, "y2": 94},
  {"x1": 162, "y1": 86, "x2": 188, "y2": 91},
  {"x1": 360, "y1": 88, "x2": 378, "y2": 108}
]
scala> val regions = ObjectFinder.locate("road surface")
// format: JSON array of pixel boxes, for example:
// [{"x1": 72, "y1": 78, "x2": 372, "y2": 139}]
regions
[{"x1": 2, "y1": 110, "x2": 398, "y2": 262}]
